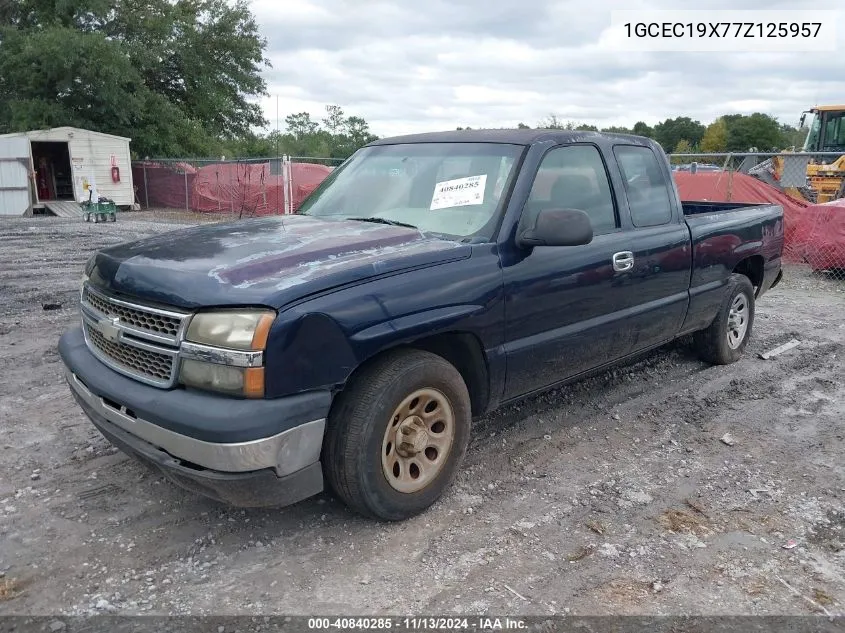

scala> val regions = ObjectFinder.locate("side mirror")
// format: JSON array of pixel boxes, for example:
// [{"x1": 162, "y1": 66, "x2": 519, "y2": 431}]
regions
[{"x1": 516, "y1": 207, "x2": 594, "y2": 248}]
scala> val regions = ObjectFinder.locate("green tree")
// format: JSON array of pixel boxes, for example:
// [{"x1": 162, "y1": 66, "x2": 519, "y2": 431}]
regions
[
  {"x1": 602, "y1": 126, "x2": 633, "y2": 134},
  {"x1": 674, "y1": 139, "x2": 693, "y2": 154},
  {"x1": 344, "y1": 116, "x2": 379, "y2": 149},
  {"x1": 517, "y1": 122, "x2": 531, "y2": 129},
  {"x1": 327, "y1": 115, "x2": 378, "y2": 159},
  {"x1": 632, "y1": 121, "x2": 654, "y2": 138},
  {"x1": 219, "y1": 132, "x2": 276, "y2": 159},
  {"x1": 538, "y1": 116, "x2": 600, "y2": 131},
  {"x1": 781, "y1": 124, "x2": 808, "y2": 150},
  {"x1": 278, "y1": 106, "x2": 378, "y2": 159},
  {"x1": 538, "y1": 114, "x2": 565, "y2": 129},
  {"x1": 722, "y1": 113, "x2": 786, "y2": 151},
  {"x1": 0, "y1": 0, "x2": 269, "y2": 156},
  {"x1": 322, "y1": 105, "x2": 346, "y2": 135},
  {"x1": 285, "y1": 112, "x2": 320, "y2": 139},
  {"x1": 653, "y1": 117, "x2": 706, "y2": 152},
  {"x1": 700, "y1": 118, "x2": 728, "y2": 153}
]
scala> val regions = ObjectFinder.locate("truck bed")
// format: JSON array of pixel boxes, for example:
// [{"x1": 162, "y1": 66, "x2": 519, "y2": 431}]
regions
[{"x1": 682, "y1": 200, "x2": 771, "y2": 215}]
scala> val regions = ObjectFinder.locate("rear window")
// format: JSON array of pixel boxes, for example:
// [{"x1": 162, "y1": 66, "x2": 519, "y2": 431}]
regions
[{"x1": 613, "y1": 145, "x2": 674, "y2": 227}]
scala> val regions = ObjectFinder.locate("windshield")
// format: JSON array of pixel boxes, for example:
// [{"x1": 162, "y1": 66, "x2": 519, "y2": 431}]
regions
[{"x1": 296, "y1": 142, "x2": 525, "y2": 240}]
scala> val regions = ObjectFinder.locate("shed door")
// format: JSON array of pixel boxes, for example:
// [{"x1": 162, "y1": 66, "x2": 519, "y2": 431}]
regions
[{"x1": 0, "y1": 136, "x2": 31, "y2": 216}]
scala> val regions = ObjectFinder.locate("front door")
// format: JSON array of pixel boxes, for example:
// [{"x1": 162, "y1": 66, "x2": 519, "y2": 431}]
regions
[{"x1": 501, "y1": 143, "x2": 641, "y2": 400}]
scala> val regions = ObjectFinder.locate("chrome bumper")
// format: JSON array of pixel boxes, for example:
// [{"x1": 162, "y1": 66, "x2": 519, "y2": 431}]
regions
[{"x1": 65, "y1": 369, "x2": 325, "y2": 475}]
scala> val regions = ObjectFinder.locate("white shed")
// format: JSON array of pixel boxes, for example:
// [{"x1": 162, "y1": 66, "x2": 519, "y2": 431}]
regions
[{"x1": 0, "y1": 126, "x2": 134, "y2": 217}]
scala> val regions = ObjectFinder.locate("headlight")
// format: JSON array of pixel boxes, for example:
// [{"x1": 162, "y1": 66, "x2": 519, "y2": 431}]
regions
[
  {"x1": 185, "y1": 309, "x2": 275, "y2": 350},
  {"x1": 180, "y1": 309, "x2": 275, "y2": 398}
]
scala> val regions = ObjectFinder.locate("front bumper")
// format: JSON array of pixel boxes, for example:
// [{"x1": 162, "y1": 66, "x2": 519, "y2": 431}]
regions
[{"x1": 59, "y1": 327, "x2": 331, "y2": 507}]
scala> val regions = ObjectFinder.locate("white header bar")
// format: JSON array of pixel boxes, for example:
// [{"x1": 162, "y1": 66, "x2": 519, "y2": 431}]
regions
[{"x1": 607, "y1": 10, "x2": 839, "y2": 52}]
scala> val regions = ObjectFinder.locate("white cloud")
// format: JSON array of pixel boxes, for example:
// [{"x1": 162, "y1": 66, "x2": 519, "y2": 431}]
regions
[{"x1": 251, "y1": 0, "x2": 845, "y2": 138}]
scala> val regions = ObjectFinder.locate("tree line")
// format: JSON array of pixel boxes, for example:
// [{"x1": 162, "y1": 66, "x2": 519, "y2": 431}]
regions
[
  {"x1": 222, "y1": 105, "x2": 379, "y2": 161},
  {"x1": 497, "y1": 113, "x2": 809, "y2": 155}
]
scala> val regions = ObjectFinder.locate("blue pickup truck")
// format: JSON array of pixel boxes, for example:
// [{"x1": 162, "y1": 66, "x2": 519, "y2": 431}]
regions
[{"x1": 59, "y1": 130, "x2": 784, "y2": 520}]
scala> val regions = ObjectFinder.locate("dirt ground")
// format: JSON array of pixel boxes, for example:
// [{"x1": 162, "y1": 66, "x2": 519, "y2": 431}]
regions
[{"x1": 0, "y1": 215, "x2": 843, "y2": 617}]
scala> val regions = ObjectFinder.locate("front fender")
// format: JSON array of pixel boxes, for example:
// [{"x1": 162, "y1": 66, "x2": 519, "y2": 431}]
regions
[
  {"x1": 350, "y1": 304, "x2": 485, "y2": 344},
  {"x1": 263, "y1": 304, "x2": 488, "y2": 398},
  {"x1": 264, "y1": 312, "x2": 358, "y2": 397},
  {"x1": 263, "y1": 245, "x2": 505, "y2": 400}
]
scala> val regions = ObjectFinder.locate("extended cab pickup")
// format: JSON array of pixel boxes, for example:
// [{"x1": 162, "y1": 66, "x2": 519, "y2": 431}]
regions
[{"x1": 58, "y1": 130, "x2": 784, "y2": 520}]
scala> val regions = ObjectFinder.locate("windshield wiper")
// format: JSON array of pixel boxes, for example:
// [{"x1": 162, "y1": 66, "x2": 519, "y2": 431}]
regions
[{"x1": 347, "y1": 217, "x2": 418, "y2": 230}]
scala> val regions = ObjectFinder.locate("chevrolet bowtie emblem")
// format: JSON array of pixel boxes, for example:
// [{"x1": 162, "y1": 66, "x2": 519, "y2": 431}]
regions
[{"x1": 96, "y1": 316, "x2": 121, "y2": 343}]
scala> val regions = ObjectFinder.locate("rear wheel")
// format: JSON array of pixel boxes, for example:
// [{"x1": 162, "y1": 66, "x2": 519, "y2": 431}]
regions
[
  {"x1": 322, "y1": 349, "x2": 471, "y2": 521},
  {"x1": 694, "y1": 273, "x2": 755, "y2": 365}
]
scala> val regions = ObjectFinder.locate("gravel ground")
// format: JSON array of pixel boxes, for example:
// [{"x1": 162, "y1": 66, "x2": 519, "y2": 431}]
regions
[{"x1": 0, "y1": 216, "x2": 843, "y2": 617}]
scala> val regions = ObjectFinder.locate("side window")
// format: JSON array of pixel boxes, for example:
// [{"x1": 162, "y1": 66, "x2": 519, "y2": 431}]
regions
[
  {"x1": 613, "y1": 145, "x2": 674, "y2": 227},
  {"x1": 526, "y1": 145, "x2": 618, "y2": 234}
]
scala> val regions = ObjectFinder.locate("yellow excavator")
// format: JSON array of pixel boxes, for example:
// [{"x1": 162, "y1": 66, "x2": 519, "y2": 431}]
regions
[
  {"x1": 798, "y1": 105, "x2": 845, "y2": 202},
  {"x1": 763, "y1": 105, "x2": 845, "y2": 204}
]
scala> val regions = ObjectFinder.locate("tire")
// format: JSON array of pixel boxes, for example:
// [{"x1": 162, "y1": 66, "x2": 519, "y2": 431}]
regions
[
  {"x1": 84, "y1": 213, "x2": 90, "y2": 222},
  {"x1": 322, "y1": 349, "x2": 472, "y2": 521},
  {"x1": 694, "y1": 273, "x2": 755, "y2": 365}
]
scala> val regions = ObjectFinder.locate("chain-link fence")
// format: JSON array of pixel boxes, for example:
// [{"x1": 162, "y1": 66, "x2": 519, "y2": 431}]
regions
[
  {"x1": 669, "y1": 151, "x2": 845, "y2": 282},
  {"x1": 130, "y1": 155, "x2": 344, "y2": 225}
]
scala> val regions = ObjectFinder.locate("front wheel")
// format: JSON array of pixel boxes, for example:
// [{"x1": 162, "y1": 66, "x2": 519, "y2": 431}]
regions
[
  {"x1": 322, "y1": 349, "x2": 471, "y2": 521},
  {"x1": 693, "y1": 273, "x2": 755, "y2": 365}
]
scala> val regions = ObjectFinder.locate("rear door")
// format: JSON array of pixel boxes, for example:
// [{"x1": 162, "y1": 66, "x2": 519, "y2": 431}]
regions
[
  {"x1": 610, "y1": 144, "x2": 692, "y2": 353},
  {"x1": 501, "y1": 143, "x2": 643, "y2": 399},
  {"x1": 0, "y1": 136, "x2": 31, "y2": 216}
]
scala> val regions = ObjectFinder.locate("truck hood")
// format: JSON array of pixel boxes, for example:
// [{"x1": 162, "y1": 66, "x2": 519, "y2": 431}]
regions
[{"x1": 87, "y1": 215, "x2": 471, "y2": 310}]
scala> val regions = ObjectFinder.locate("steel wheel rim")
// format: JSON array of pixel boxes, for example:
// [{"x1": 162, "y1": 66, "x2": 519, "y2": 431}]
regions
[
  {"x1": 727, "y1": 294, "x2": 749, "y2": 349},
  {"x1": 381, "y1": 387, "x2": 455, "y2": 494}
]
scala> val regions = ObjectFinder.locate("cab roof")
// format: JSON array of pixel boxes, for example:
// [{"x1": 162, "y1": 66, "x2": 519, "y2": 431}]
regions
[
  {"x1": 366, "y1": 128, "x2": 655, "y2": 148},
  {"x1": 810, "y1": 105, "x2": 845, "y2": 112}
]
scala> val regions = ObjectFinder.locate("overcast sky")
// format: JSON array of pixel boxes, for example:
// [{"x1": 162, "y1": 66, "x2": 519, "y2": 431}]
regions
[{"x1": 250, "y1": 0, "x2": 843, "y2": 138}]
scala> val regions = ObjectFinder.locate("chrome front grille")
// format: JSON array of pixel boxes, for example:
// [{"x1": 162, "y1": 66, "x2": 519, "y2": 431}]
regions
[
  {"x1": 83, "y1": 285, "x2": 183, "y2": 341},
  {"x1": 80, "y1": 283, "x2": 189, "y2": 388},
  {"x1": 85, "y1": 324, "x2": 175, "y2": 383}
]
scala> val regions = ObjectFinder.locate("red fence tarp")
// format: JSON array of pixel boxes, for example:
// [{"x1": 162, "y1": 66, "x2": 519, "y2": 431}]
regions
[
  {"x1": 133, "y1": 161, "x2": 332, "y2": 215},
  {"x1": 673, "y1": 171, "x2": 816, "y2": 265},
  {"x1": 132, "y1": 162, "x2": 197, "y2": 209},
  {"x1": 789, "y1": 199, "x2": 845, "y2": 270}
]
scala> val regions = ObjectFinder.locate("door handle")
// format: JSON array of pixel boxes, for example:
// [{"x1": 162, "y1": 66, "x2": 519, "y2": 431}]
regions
[{"x1": 612, "y1": 251, "x2": 634, "y2": 272}]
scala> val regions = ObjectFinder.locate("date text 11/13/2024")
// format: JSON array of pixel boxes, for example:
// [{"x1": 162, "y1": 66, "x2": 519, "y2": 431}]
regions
[{"x1": 307, "y1": 617, "x2": 528, "y2": 630}]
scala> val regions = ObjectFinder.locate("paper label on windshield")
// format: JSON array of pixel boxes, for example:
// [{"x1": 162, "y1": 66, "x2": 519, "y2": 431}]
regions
[{"x1": 430, "y1": 175, "x2": 487, "y2": 210}]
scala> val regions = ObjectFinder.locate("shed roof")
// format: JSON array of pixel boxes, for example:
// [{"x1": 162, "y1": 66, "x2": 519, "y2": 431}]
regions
[{"x1": 0, "y1": 127, "x2": 131, "y2": 142}]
